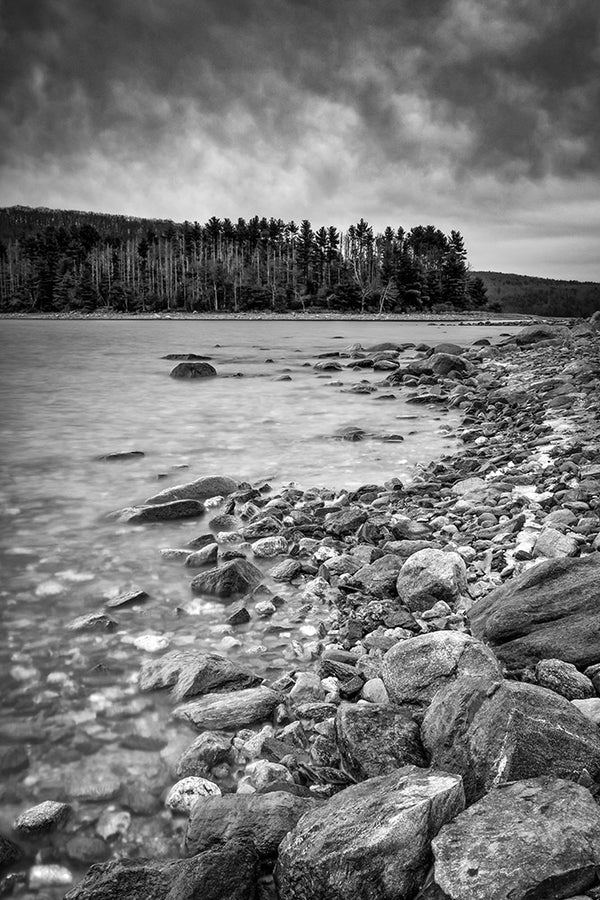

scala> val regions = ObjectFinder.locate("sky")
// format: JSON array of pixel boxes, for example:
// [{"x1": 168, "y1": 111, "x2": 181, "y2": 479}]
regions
[{"x1": 1, "y1": 0, "x2": 599, "y2": 280}]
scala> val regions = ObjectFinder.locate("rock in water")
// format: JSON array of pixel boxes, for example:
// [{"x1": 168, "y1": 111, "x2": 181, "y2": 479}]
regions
[
  {"x1": 431, "y1": 777, "x2": 600, "y2": 900},
  {"x1": 174, "y1": 686, "x2": 281, "y2": 731},
  {"x1": 13, "y1": 801, "x2": 70, "y2": 835},
  {"x1": 145, "y1": 475, "x2": 238, "y2": 505},
  {"x1": 115, "y1": 500, "x2": 205, "y2": 523},
  {"x1": 276, "y1": 766, "x2": 464, "y2": 900},
  {"x1": 186, "y1": 792, "x2": 317, "y2": 858},
  {"x1": 421, "y1": 676, "x2": 600, "y2": 803},
  {"x1": 468, "y1": 555, "x2": 600, "y2": 670},
  {"x1": 190, "y1": 559, "x2": 263, "y2": 597},
  {"x1": 139, "y1": 650, "x2": 262, "y2": 701},
  {"x1": 169, "y1": 362, "x2": 217, "y2": 378},
  {"x1": 335, "y1": 703, "x2": 426, "y2": 780},
  {"x1": 382, "y1": 632, "x2": 502, "y2": 708},
  {"x1": 396, "y1": 549, "x2": 467, "y2": 612}
]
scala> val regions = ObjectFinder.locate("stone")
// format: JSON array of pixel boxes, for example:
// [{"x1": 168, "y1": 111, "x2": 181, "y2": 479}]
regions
[
  {"x1": 514, "y1": 323, "x2": 572, "y2": 345},
  {"x1": 252, "y1": 536, "x2": 288, "y2": 558},
  {"x1": 324, "y1": 506, "x2": 368, "y2": 537},
  {"x1": 290, "y1": 672, "x2": 325, "y2": 704},
  {"x1": 95, "y1": 808, "x2": 131, "y2": 840},
  {"x1": 174, "y1": 686, "x2": 281, "y2": 731},
  {"x1": 572, "y1": 698, "x2": 600, "y2": 726},
  {"x1": 14, "y1": 800, "x2": 70, "y2": 835},
  {"x1": 431, "y1": 777, "x2": 600, "y2": 900},
  {"x1": 469, "y1": 555, "x2": 600, "y2": 670},
  {"x1": 185, "y1": 543, "x2": 219, "y2": 566},
  {"x1": 360, "y1": 677, "x2": 389, "y2": 704},
  {"x1": 29, "y1": 865, "x2": 73, "y2": 890},
  {"x1": 165, "y1": 777, "x2": 221, "y2": 814},
  {"x1": 227, "y1": 602, "x2": 251, "y2": 625},
  {"x1": 422, "y1": 676, "x2": 600, "y2": 803},
  {"x1": 534, "y1": 526, "x2": 579, "y2": 558},
  {"x1": 535, "y1": 658, "x2": 594, "y2": 700},
  {"x1": 139, "y1": 650, "x2": 261, "y2": 701},
  {"x1": 65, "y1": 835, "x2": 109, "y2": 865},
  {"x1": 105, "y1": 587, "x2": 149, "y2": 608},
  {"x1": 382, "y1": 632, "x2": 502, "y2": 708},
  {"x1": 396, "y1": 549, "x2": 468, "y2": 612},
  {"x1": 335, "y1": 702, "x2": 426, "y2": 780},
  {"x1": 348, "y1": 554, "x2": 405, "y2": 599},
  {"x1": 270, "y1": 559, "x2": 303, "y2": 581},
  {"x1": 64, "y1": 845, "x2": 259, "y2": 900},
  {"x1": 176, "y1": 732, "x2": 232, "y2": 777},
  {"x1": 242, "y1": 759, "x2": 295, "y2": 791},
  {"x1": 186, "y1": 791, "x2": 317, "y2": 858},
  {"x1": 67, "y1": 612, "x2": 117, "y2": 631},
  {"x1": 242, "y1": 516, "x2": 282, "y2": 540},
  {"x1": 0, "y1": 835, "x2": 21, "y2": 871},
  {"x1": 190, "y1": 559, "x2": 263, "y2": 597},
  {"x1": 116, "y1": 500, "x2": 205, "y2": 523},
  {"x1": 145, "y1": 475, "x2": 238, "y2": 505},
  {"x1": 169, "y1": 361, "x2": 217, "y2": 378},
  {"x1": 96, "y1": 450, "x2": 145, "y2": 461},
  {"x1": 276, "y1": 766, "x2": 464, "y2": 900}
]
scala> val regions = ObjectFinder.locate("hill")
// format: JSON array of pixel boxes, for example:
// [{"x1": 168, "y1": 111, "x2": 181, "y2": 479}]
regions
[{"x1": 472, "y1": 270, "x2": 600, "y2": 318}]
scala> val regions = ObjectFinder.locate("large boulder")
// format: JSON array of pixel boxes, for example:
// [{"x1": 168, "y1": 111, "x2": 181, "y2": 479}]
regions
[
  {"x1": 139, "y1": 651, "x2": 261, "y2": 702},
  {"x1": 421, "y1": 676, "x2": 600, "y2": 803},
  {"x1": 190, "y1": 559, "x2": 263, "y2": 598},
  {"x1": 468, "y1": 555, "x2": 600, "y2": 670},
  {"x1": 64, "y1": 844, "x2": 258, "y2": 900},
  {"x1": 185, "y1": 791, "x2": 317, "y2": 859},
  {"x1": 513, "y1": 323, "x2": 572, "y2": 346},
  {"x1": 169, "y1": 361, "x2": 217, "y2": 378},
  {"x1": 145, "y1": 475, "x2": 238, "y2": 505},
  {"x1": 174, "y1": 686, "x2": 281, "y2": 731},
  {"x1": 276, "y1": 766, "x2": 464, "y2": 900},
  {"x1": 431, "y1": 777, "x2": 600, "y2": 900},
  {"x1": 382, "y1": 632, "x2": 502, "y2": 708},
  {"x1": 396, "y1": 549, "x2": 467, "y2": 612},
  {"x1": 335, "y1": 702, "x2": 426, "y2": 780}
]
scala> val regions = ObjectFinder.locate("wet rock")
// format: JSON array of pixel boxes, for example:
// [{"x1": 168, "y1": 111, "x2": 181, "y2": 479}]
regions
[
  {"x1": 95, "y1": 807, "x2": 131, "y2": 840},
  {"x1": 185, "y1": 543, "x2": 218, "y2": 566},
  {"x1": 535, "y1": 658, "x2": 594, "y2": 700},
  {"x1": 0, "y1": 745, "x2": 28, "y2": 775},
  {"x1": 242, "y1": 516, "x2": 282, "y2": 540},
  {"x1": 67, "y1": 612, "x2": 117, "y2": 631},
  {"x1": 269, "y1": 559, "x2": 303, "y2": 581},
  {"x1": 431, "y1": 777, "x2": 600, "y2": 900},
  {"x1": 169, "y1": 361, "x2": 217, "y2": 378},
  {"x1": 0, "y1": 835, "x2": 21, "y2": 871},
  {"x1": 324, "y1": 507, "x2": 368, "y2": 537},
  {"x1": 174, "y1": 686, "x2": 282, "y2": 731},
  {"x1": 422, "y1": 676, "x2": 600, "y2": 803},
  {"x1": 190, "y1": 559, "x2": 263, "y2": 597},
  {"x1": 348, "y1": 554, "x2": 405, "y2": 599},
  {"x1": 252, "y1": 536, "x2": 287, "y2": 558},
  {"x1": 165, "y1": 777, "x2": 221, "y2": 814},
  {"x1": 186, "y1": 791, "x2": 317, "y2": 858},
  {"x1": 335, "y1": 702, "x2": 426, "y2": 780},
  {"x1": 227, "y1": 602, "x2": 251, "y2": 625},
  {"x1": 145, "y1": 474, "x2": 238, "y2": 505},
  {"x1": 163, "y1": 353, "x2": 213, "y2": 360},
  {"x1": 64, "y1": 844, "x2": 259, "y2": 900},
  {"x1": 14, "y1": 800, "x2": 70, "y2": 835},
  {"x1": 333, "y1": 425, "x2": 366, "y2": 441},
  {"x1": 382, "y1": 632, "x2": 502, "y2": 708},
  {"x1": 116, "y1": 499, "x2": 205, "y2": 523},
  {"x1": 139, "y1": 650, "x2": 261, "y2": 701},
  {"x1": 105, "y1": 587, "x2": 149, "y2": 608},
  {"x1": 469, "y1": 555, "x2": 600, "y2": 670},
  {"x1": 96, "y1": 450, "x2": 145, "y2": 461},
  {"x1": 276, "y1": 766, "x2": 464, "y2": 900},
  {"x1": 396, "y1": 549, "x2": 468, "y2": 612},
  {"x1": 176, "y1": 732, "x2": 232, "y2": 777}
]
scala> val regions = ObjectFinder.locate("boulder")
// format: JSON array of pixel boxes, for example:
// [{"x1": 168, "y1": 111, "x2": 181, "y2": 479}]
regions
[
  {"x1": 174, "y1": 686, "x2": 281, "y2": 731},
  {"x1": 429, "y1": 353, "x2": 471, "y2": 377},
  {"x1": 139, "y1": 650, "x2": 261, "y2": 701},
  {"x1": 468, "y1": 555, "x2": 600, "y2": 670},
  {"x1": 190, "y1": 559, "x2": 263, "y2": 597},
  {"x1": 335, "y1": 702, "x2": 426, "y2": 780},
  {"x1": 382, "y1": 632, "x2": 502, "y2": 708},
  {"x1": 169, "y1": 362, "x2": 217, "y2": 378},
  {"x1": 64, "y1": 844, "x2": 258, "y2": 900},
  {"x1": 421, "y1": 676, "x2": 600, "y2": 803},
  {"x1": 270, "y1": 559, "x2": 303, "y2": 582},
  {"x1": 145, "y1": 475, "x2": 238, "y2": 505},
  {"x1": 186, "y1": 791, "x2": 317, "y2": 858},
  {"x1": 431, "y1": 777, "x2": 600, "y2": 900},
  {"x1": 533, "y1": 526, "x2": 579, "y2": 558},
  {"x1": 396, "y1": 549, "x2": 468, "y2": 612},
  {"x1": 276, "y1": 766, "x2": 464, "y2": 900},
  {"x1": 535, "y1": 658, "x2": 594, "y2": 701},
  {"x1": 514, "y1": 324, "x2": 572, "y2": 345},
  {"x1": 116, "y1": 499, "x2": 205, "y2": 523},
  {"x1": 348, "y1": 554, "x2": 405, "y2": 599}
]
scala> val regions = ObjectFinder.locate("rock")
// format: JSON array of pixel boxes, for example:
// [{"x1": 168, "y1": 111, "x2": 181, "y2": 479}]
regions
[
  {"x1": 242, "y1": 516, "x2": 282, "y2": 540},
  {"x1": 67, "y1": 612, "x2": 117, "y2": 631},
  {"x1": 572, "y1": 698, "x2": 600, "y2": 726},
  {"x1": 0, "y1": 745, "x2": 28, "y2": 775},
  {"x1": 14, "y1": 800, "x2": 70, "y2": 835},
  {"x1": 64, "y1": 845, "x2": 259, "y2": 900},
  {"x1": 65, "y1": 835, "x2": 109, "y2": 865},
  {"x1": 29, "y1": 865, "x2": 73, "y2": 890},
  {"x1": 431, "y1": 777, "x2": 600, "y2": 900},
  {"x1": 382, "y1": 631, "x2": 502, "y2": 708},
  {"x1": 396, "y1": 549, "x2": 468, "y2": 612},
  {"x1": 360, "y1": 677, "x2": 389, "y2": 705},
  {"x1": 451, "y1": 476, "x2": 487, "y2": 496},
  {"x1": 252, "y1": 536, "x2": 287, "y2": 558},
  {"x1": 185, "y1": 543, "x2": 219, "y2": 567},
  {"x1": 290, "y1": 672, "x2": 325, "y2": 704},
  {"x1": 422, "y1": 676, "x2": 600, "y2": 803},
  {"x1": 174, "y1": 686, "x2": 281, "y2": 731},
  {"x1": 105, "y1": 587, "x2": 149, "y2": 608},
  {"x1": 165, "y1": 777, "x2": 221, "y2": 814},
  {"x1": 276, "y1": 766, "x2": 464, "y2": 900},
  {"x1": 429, "y1": 352, "x2": 471, "y2": 377},
  {"x1": 176, "y1": 732, "x2": 232, "y2": 777},
  {"x1": 169, "y1": 362, "x2": 217, "y2": 378},
  {"x1": 535, "y1": 658, "x2": 594, "y2": 700},
  {"x1": 139, "y1": 650, "x2": 261, "y2": 701},
  {"x1": 186, "y1": 791, "x2": 317, "y2": 858},
  {"x1": 241, "y1": 759, "x2": 295, "y2": 791},
  {"x1": 270, "y1": 559, "x2": 303, "y2": 581},
  {"x1": 96, "y1": 450, "x2": 145, "y2": 461},
  {"x1": 324, "y1": 506, "x2": 368, "y2": 537},
  {"x1": 433, "y1": 342, "x2": 463, "y2": 356},
  {"x1": 95, "y1": 807, "x2": 131, "y2": 840},
  {"x1": 163, "y1": 353, "x2": 212, "y2": 360},
  {"x1": 0, "y1": 835, "x2": 21, "y2": 871},
  {"x1": 469, "y1": 555, "x2": 600, "y2": 670},
  {"x1": 145, "y1": 475, "x2": 238, "y2": 505},
  {"x1": 514, "y1": 323, "x2": 572, "y2": 345},
  {"x1": 227, "y1": 602, "x2": 251, "y2": 625},
  {"x1": 116, "y1": 499, "x2": 205, "y2": 523},
  {"x1": 348, "y1": 554, "x2": 405, "y2": 599},
  {"x1": 190, "y1": 559, "x2": 263, "y2": 597},
  {"x1": 335, "y1": 702, "x2": 426, "y2": 780},
  {"x1": 534, "y1": 526, "x2": 579, "y2": 558}
]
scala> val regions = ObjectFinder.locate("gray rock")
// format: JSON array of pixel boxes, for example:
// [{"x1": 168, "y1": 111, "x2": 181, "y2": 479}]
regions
[
  {"x1": 29, "y1": 865, "x2": 73, "y2": 890},
  {"x1": 269, "y1": 559, "x2": 303, "y2": 581},
  {"x1": 174, "y1": 686, "x2": 281, "y2": 731},
  {"x1": 242, "y1": 516, "x2": 282, "y2": 540},
  {"x1": 469, "y1": 555, "x2": 600, "y2": 670},
  {"x1": 422, "y1": 676, "x2": 600, "y2": 803},
  {"x1": 535, "y1": 658, "x2": 594, "y2": 700},
  {"x1": 190, "y1": 559, "x2": 263, "y2": 597},
  {"x1": 0, "y1": 835, "x2": 21, "y2": 871},
  {"x1": 139, "y1": 650, "x2": 261, "y2": 702},
  {"x1": 96, "y1": 450, "x2": 145, "y2": 461},
  {"x1": 185, "y1": 543, "x2": 219, "y2": 567},
  {"x1": 116, "y1": 499, "x2": 205, "y2": 523},
  {"x1": 165, "y1": 777, "x2": 221, "y2": 814},
  {"x1": 186, "y1": 791, "x2": 317, "y2": 858},
  {"x1": 227, "y1": 602, "x2": 251, "y2": 625},
  {"x1": 169, "y1": 361, "x2": 217, "y2": 378},
  {"x1": 252, "y1": 536, "x2": 287, "y2": 558},
  {"x1": 14, "y1": 800, "x2": 70, "y2": 835},
  {"x1": 145, "y1": 475, "x2": 238, "y2": 505},
  {"x1": 324, "y1": 507, "x2": 368, "y2": 537},
  {"x1": 335, "y1": 702, "x2": 426, "y2": 780},
  {"x1": 105, "y1": 587, "x2": 149, "y2": 608},
  {"x1": 534, "y1": 526, "x2": 579, "y2": 558},
  {"x1": 432, "y1": 777, "x2": 600, "y2": 900},
  {"x1": 348, "y1": 554, "x2": 405, "y2": 598},
  {"x1": 382, "y1": 632, "x2": 502, "y2": 707},
  {"x1": 514, "y1": 324, "x2": 573, "y2": 345},
  {"x1": 572, "y1": 698, "x2": 600, "y2": 725},
  {"x1": 176, "y1": 732, "x2": 232, "y2": 777},
  {"x1": 276, "y1": 766, "x2": 464, "y2": 900},
  {"x1": 396, "y1": 549, "x2": 468, "y2": 612},
  {"x1": 67, "y1": 612, "x2": 118, "y2": 632}
]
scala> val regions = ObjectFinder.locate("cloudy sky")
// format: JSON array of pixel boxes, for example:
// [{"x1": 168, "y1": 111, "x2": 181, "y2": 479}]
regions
[{"x1": 1, "y1": 0, "x2": 599, "y2": 279}]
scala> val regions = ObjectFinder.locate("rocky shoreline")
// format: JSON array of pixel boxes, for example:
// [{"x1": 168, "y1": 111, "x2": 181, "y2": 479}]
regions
[{"x1": 3, "y1": 316, "x2": 600, "y2": 899}]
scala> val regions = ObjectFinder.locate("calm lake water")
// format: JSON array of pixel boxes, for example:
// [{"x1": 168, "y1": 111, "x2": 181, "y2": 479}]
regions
[{"x1": 0, "y1": 318, "x2": 516, "y2": 889}]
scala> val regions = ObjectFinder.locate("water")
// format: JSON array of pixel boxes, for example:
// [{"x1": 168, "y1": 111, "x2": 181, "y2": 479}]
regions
[{"x1": 0, "y1": 318, "x2": 515, "y2": 888}]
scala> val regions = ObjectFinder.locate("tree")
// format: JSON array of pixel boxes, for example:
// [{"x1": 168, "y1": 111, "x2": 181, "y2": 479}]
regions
[
  {"x1": 442, "y1": 230, "x2": 468, "y2": 307},
  {"x1": 468, "y1": 275, "x2": 488, "y2": 308}
]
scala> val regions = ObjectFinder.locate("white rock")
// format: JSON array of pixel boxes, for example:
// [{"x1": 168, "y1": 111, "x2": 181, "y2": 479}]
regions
[
  {"x1": 572, "y1": 698, "x2": 600, "y2": 726},
  {"x1": 28, "y1": 865, "x2": 73, "y2": 890},
  {"x1": 290, "y1": 672, "x2": 325, "y2": 703},
  {"x1": 165, "y1": 776, "x2": 221, "y2": 814},
  {"x1": 95, "y1": 807, "x2": 131, "y2": 840},
  {"x1": 360, "y1": 677, "x2": 389, "y2": 705},
  {"x1": 252, "y1": 536, "x2": 288, "y2": 558}
]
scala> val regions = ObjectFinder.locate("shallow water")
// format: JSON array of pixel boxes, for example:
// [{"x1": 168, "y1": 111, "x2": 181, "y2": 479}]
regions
[{"x1": 0, "y1": 318, "x2": 516, "y2": 889}]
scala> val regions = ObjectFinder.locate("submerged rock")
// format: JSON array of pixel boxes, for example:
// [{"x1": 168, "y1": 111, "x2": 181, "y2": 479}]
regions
[{"x1": 139, "y1": 650, "x2": 262, "y2": 701}]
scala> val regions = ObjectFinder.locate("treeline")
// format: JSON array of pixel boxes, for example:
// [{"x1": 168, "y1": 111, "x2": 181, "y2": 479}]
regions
[
  {"x1": 474, "y1": 271, "x2": 600, "y2": 319},
  {"x1": 0, "y1": 206, "x2": 490, "y2": 314}
]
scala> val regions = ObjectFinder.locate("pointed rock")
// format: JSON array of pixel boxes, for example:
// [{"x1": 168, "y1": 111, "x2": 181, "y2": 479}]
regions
[{"x1": 190, "y1": 559, "x2": 263, "y2": 597}]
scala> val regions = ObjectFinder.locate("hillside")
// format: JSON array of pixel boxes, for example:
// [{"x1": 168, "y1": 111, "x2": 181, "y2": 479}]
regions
[{"x1": 472, "y1": 270, "x2": 600, "y2": 318}]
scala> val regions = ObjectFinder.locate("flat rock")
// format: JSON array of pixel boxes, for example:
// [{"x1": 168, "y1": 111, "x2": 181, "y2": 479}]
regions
[
  {"x1": 431, "y1": 777, "x2": 600, "y2": 900},
  {"x1": 514, "y1": 323, "x2": 572, "y2": 345},
  {"x1": 185, "y1": 543, "x2": 219, "y2": 567},
  {"x1": 105, "y1": 587, "x2": 149, "y2": 608},
  {"x1": 169, "y1": 361, "x2": 217, "y2": 378},
  {"x1": 396, "y1": 549, "x2": 468, "y2": 612},
  {"x1": 269, "y1": 559, "x2": 302, "y2": 581},
  {"x1": 469, "y1": 555, "x2": 600, "y2": 670},
  {"x1": 335, "y1": 702, "x2": 426, "y2": 780},
  {"x1": 324, "y1": 506, "x2": 368, "y2": 537},
  {"x1": 276, "y1": 766, "x2": 464, "y2": 900},
  {"x1": 190, "y1": 559, "x2": 263, "y2": 597},
  {"x1": 348, "y1": 554, "x2": 405, "y2": 599},
  {"x1": 422, "y1": 676, "x2": 600, "y2": 803},
  {"x1": 116, "y1": 499, "x2": 205, "y2": 523},
  {"x1": 145, "y1": 475, "x2": 238, "y2": 505},
  {"x1": 382, "y1": 632, "x2": 502, "y2": 708},
  {"x1": 139, "y1": 650, "x2": 261, "y2": 702},
  {"x1": 174, "y1": 686, "x2": 281, "y2": 731},
  {"x1": 67, "y1": 612, "x2": 117, "y2": 631},
  {"x1": 96, "y1": 450, "x2": 145, "y2": 461}
]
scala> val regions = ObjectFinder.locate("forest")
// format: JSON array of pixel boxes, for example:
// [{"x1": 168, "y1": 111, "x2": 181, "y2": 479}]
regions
[{"x1": 0, "y1": 206, "x2": 489, "y2": 314}]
